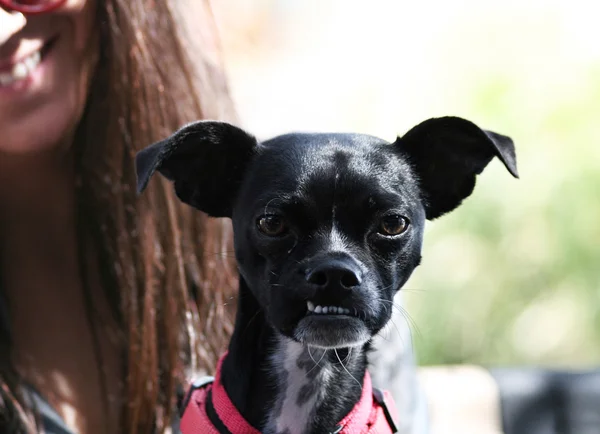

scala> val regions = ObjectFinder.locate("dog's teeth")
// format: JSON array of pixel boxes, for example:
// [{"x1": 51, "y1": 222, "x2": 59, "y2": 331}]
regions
[{"x1": 310, "y1": 305, "x2": 352, "y2": 315}]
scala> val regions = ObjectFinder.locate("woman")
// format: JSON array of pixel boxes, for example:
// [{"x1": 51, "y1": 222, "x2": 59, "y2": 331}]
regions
[{"x1": 0, "y1": 0, "x2": 237, "y2": 432}]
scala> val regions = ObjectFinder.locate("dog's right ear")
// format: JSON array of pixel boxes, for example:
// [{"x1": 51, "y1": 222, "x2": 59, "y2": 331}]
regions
[{"x1": 135, "y1": 121, "x2": 258, "y2": 217}]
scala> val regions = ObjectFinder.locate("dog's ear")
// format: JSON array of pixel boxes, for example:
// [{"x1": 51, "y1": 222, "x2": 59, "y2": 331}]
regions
[
  {"x1": 395, "y1": 116, "x2": 518, "y2": 220},
  {"x1": 135, "y1": 121, "x2": 258, "y2": 217}
]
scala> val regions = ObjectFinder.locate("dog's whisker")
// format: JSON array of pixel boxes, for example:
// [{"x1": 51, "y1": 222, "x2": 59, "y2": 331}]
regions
[
  {"x1": 306, "y1": 345, "x2": 318, "y2": 365},
  {"x1": 316, "y1": 349, "x2": 327, "y2": 366},
  {"x1": 376, "y1": 298, "x2": 422, "y2": 340},
  {"x1": 372, "y1": 301, "x2": 411, "y2": 347},
  {"x1": 306, "y1": 346, "x2": 318, "y2": 372},
  {"x1": 395, "y1": 305, "x2": 423, "y2": 341},
  {"x1": 378, "y1": 282, "x2": 397, "y2": 292},
  {"x1": 387, "y1": 317, "x2": 408, "y2": 348},
  {"x1": 305, "y1": 346, "x2": 327, "y2": 376},
  {"x1": 240, "y1": 310, "x2": 262, "y2": 338},
  {"x1": 380, "y1": 302, "x2": 391, "y2": 316},
  {"x1": 334, "y1": 348, "x2": 362, "y2": 392},
  {"x1": 342, "y1": 347, "x2": 352, "y2": 365},
  {"x1": 335, "y1": 347, "x2": 352, "y2": 366},
  {"x1": 378, "y1": 326, "x2": 395, "y2": 343},
  {"x1": 400, "y1": 309, "x2": 422, "y2": 341},
  {"x1": 400, "y1": 287, "x2": 427, "y2": 293}
]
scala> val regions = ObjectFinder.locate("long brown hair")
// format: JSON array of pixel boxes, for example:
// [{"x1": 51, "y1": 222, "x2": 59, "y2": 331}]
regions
[{"x1": 0, "y1": 0, "x2": 238, "y2": 432}]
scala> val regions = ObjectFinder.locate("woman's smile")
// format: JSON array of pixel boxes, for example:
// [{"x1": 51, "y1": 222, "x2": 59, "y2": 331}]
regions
[
  {"x1": 0, "y1": 35, "x2": 58, "y2": 93},
  {"x1": 0, "y1": 1, "x2": 96, "y2": 154}
]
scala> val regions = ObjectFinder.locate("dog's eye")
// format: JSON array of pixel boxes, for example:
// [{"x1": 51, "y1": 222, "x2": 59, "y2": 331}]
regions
[
  {"x1": 378, "y1": 215, "x2": 409, "y2": 236},
  {"x1": 257, "y1": 215, "x2": 287, "y2": 236}
]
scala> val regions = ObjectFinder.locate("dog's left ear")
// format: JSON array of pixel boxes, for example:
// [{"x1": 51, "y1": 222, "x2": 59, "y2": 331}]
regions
[
  {"x1": 395, "y1": 116, "x2": 518, "y2": 220},
  {"x1": 135, "y1": 121, "x2": 257, "y2": 217}
]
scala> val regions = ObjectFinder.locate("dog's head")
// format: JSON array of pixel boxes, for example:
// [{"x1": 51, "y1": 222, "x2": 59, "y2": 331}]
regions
[{"x1": 136, "y1": 117, "x2": 517, "y2": 349}]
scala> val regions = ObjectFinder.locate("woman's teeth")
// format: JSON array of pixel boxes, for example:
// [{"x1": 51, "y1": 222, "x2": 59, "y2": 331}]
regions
[{"x1": 0, "y1": 50, "x2": 42, "y2": 86}]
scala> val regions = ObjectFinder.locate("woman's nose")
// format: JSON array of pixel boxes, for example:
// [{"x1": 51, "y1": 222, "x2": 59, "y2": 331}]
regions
[{"x1": 0, "y1": 8, "x2": 27, "y2": 45}]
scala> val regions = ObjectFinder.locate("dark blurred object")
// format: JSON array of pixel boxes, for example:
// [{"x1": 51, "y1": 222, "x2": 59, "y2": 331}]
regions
[
  {"x1": 491, "y1": 368, "x2": 600, "y2": 434},
  {"x1": 419, "y1": 365, "x2": 600, "y2": 433}
]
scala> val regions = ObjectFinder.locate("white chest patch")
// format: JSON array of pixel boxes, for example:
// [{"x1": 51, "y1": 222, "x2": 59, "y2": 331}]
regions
[{"x1": 266, "y1": 338, "x2": 332, "y2": 434}]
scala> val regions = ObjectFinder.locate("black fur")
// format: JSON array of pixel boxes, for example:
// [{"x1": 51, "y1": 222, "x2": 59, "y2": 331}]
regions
[{"x1": 136, "y1": 117, "x2": 517, "y2": 433}]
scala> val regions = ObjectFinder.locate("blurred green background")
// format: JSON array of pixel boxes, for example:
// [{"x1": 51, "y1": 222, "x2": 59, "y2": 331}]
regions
[{"x1": 210, "y1": 0, "x2": 600, "y2": 367}]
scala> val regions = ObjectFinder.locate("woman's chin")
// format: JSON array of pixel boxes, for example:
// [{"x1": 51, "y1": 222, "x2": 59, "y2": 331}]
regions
[
  {"x1": 0, "y1": 75, "x2": 86, "y2": 155},
  {"x1": 0, "y1": 113, "x2": 74, "y2": 156}
]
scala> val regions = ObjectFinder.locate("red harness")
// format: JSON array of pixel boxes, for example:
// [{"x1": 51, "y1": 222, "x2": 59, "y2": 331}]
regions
[{"x1": 180, "y1": 354, "x2": 399, "y2": 434}]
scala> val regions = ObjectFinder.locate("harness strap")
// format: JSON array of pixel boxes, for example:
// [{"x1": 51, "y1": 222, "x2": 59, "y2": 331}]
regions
[
  {"x1": 333, "y1": 372, "x2": 399, "y2": 434},
  {"x1": 179, "y1": 376, "x2": 215, "y2": 419},
  {"x1": 180, "y1": 355, "x2": 261, "y2": 434},
  {"x1": 180, "y1": 354, "x2": 399, "y2": 434},
  {"x1": 373, "y1": 387, "x2": 400, "y2": 433},
  {"x1": 179, "y1": 377, "x2": 220, "y2": 434}
]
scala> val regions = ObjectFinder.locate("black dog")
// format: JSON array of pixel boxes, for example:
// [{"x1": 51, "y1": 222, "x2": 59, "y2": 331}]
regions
[{"x1": 135, "y1": 116, "x2": 518, "y2": 434}]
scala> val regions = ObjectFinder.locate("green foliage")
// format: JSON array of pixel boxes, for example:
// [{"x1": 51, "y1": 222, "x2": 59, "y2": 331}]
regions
[{"x1": 406, "y1": 61, "x2": 600, "y2": 367}]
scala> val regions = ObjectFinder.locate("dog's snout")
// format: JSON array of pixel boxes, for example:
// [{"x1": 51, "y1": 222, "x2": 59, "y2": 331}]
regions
[{"x1": 306, "y1": 260, "x2": 362, "y2": 290}]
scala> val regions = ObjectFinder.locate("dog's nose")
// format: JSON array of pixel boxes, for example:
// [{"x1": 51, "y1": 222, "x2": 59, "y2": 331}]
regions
[{"x1": 306, "y1": 260, "x2": 362, "y2": 290}]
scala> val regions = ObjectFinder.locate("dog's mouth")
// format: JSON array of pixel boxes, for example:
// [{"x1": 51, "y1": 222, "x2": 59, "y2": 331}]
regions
[
  {"x1": 305, "y1": 300, "x2": 355, "y2": 316},
  {"x1": 291, "y1": 299, "x2": 373, "y2": 349}
]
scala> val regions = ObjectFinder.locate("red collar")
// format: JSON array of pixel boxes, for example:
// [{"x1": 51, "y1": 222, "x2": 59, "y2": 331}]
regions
[{"x1": 180, "y1": 353, "x2": 399, "y2": 434}]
